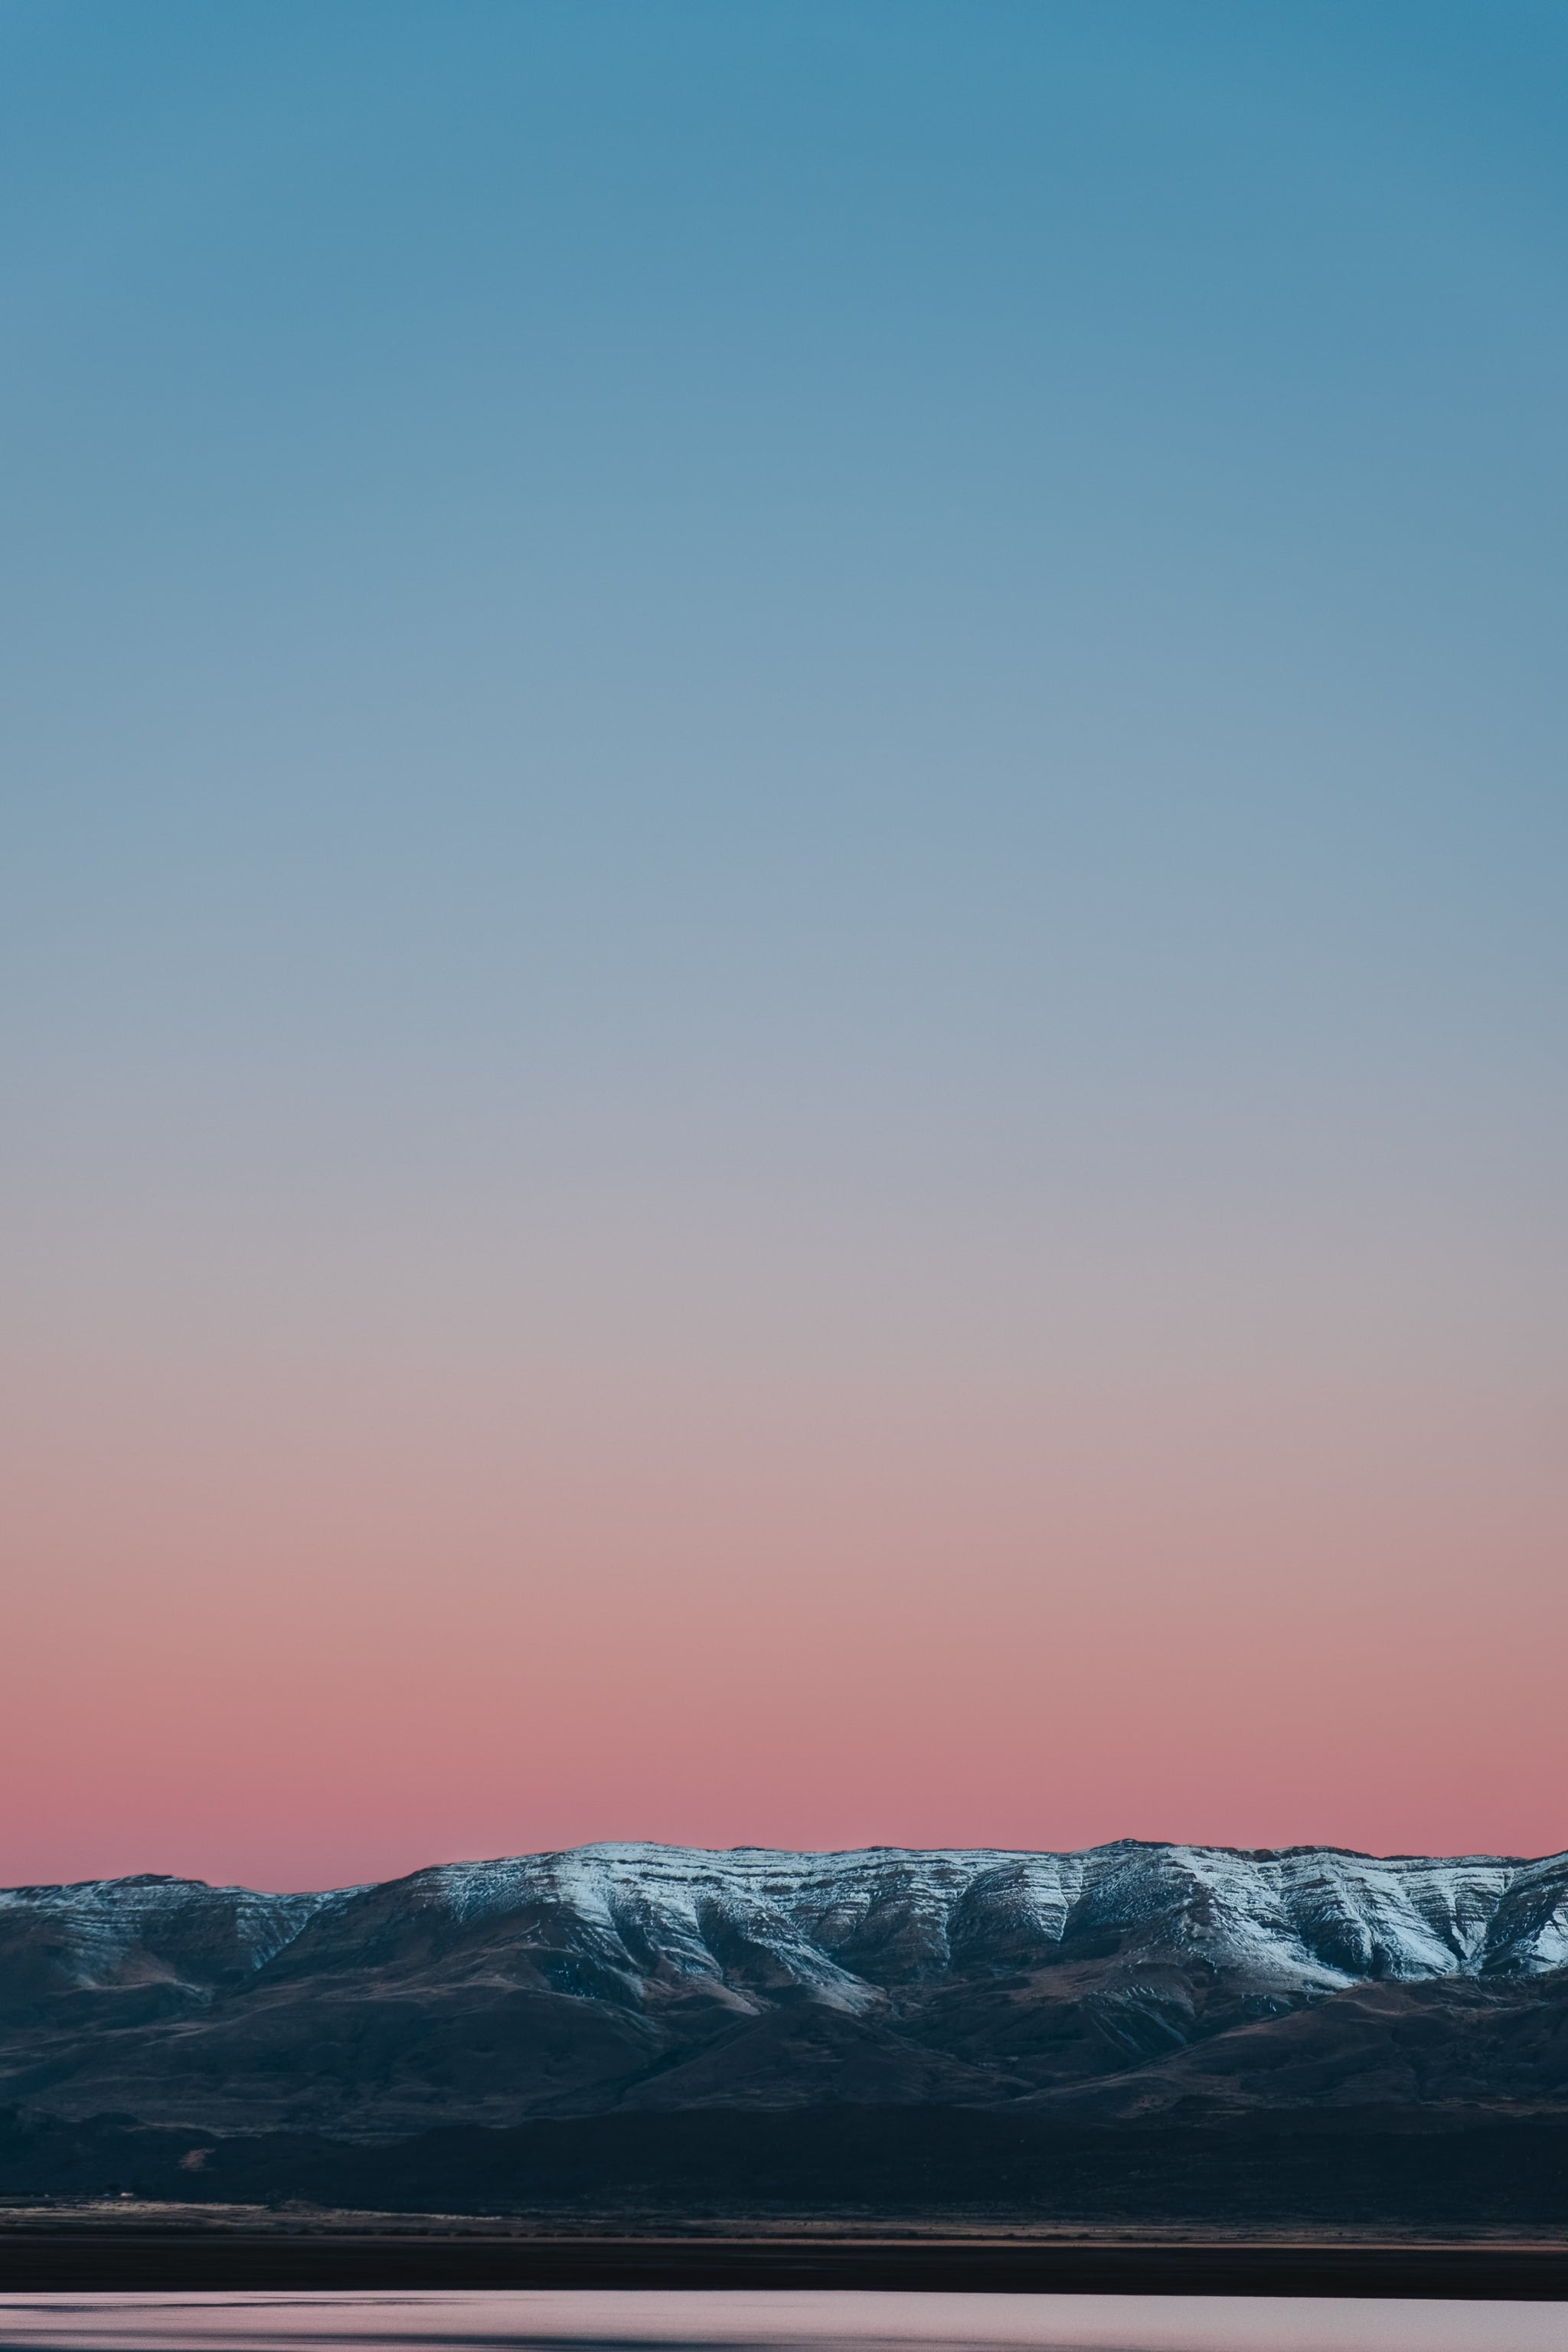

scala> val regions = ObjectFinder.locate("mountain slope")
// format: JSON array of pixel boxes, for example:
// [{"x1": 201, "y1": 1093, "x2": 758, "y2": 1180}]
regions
[{"x1": 2, "y1": 1841, "x2": 1565, "y2": 2135}]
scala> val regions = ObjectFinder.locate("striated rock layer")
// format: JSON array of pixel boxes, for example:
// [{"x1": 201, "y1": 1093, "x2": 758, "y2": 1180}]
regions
[{"x1": 2, "y1": 1841, "x2": 1566, "y2": 2135}]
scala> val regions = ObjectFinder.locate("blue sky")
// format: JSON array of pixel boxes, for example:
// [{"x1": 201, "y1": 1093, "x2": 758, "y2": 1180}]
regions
[{"x1": 4, "y1": 3, "x2": 1566, "y2": 1877}]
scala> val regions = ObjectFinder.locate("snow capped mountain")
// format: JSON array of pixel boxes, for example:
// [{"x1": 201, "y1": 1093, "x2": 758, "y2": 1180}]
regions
[
  {"x1": 2, "y1": 1841, "x2": 1565, "y2": 2134},
  {"x1": 0, "y1": 1872, "x2": 341, "y2": 2003},
  {"x1": 11, "y1": 1839, "x2": 1563, "y2": 1998}
]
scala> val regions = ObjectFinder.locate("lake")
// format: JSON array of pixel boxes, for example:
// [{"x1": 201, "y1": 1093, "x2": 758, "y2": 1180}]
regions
[{"x1": 0, "y1": 2292, "x2": 1563, "y2": 2351}]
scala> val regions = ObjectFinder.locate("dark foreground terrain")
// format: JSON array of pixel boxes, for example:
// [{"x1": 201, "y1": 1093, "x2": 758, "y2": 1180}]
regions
[
  {"x1": 1, "y1": 2213, "x2": 1566, "y2": 2298},
  {"x1": 5, "y1": 2102, "x2": 1568, "y2": 2231}
]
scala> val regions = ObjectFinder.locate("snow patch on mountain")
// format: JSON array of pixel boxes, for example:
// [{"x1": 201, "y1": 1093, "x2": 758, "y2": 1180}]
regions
[{"x1": 4, "y1": 1841, "x2": 1565, "y2": 2008}]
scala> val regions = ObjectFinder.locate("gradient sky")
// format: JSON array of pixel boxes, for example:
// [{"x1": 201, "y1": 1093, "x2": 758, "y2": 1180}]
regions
[{"x1": 3, "y1": 1, "x2": 1566, "y2": 1890}]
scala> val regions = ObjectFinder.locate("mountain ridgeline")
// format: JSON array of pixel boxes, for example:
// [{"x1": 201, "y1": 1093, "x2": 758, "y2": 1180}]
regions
[{"x1": 4, "y1": 1839, "x2": 1567, "y2": 2153}]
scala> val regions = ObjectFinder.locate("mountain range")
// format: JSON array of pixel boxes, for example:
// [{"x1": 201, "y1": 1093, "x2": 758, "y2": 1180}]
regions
[{"x1": 5, "y1": 1839, "x2": 1567, "y2": 2147}]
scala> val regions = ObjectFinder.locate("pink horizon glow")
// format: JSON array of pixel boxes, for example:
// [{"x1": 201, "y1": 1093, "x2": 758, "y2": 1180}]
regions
[{"x1": 7, "y1": 1255, "x2": 1563, "y2": 1892}]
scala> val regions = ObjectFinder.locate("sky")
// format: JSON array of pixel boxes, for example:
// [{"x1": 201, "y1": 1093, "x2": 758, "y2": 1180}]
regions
[{"x1": 3, "y1": 1, "x2": 1566, "y2": 1891}]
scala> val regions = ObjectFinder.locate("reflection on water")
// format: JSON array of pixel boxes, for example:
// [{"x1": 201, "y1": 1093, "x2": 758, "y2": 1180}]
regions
[{"x1": 0, "y1": 2292, "x2": 1561, "y2": 2352}]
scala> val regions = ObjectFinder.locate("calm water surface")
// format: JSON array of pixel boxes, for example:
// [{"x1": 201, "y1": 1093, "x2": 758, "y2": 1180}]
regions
[{"x1": 0, "y1": 2292, "x2": 1561, "y2": 2352}]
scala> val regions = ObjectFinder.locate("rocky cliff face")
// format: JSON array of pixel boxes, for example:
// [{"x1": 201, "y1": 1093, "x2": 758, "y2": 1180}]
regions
[{"x1": 3, "y1": 1841, "x2": 1566, "y2": 2134}]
